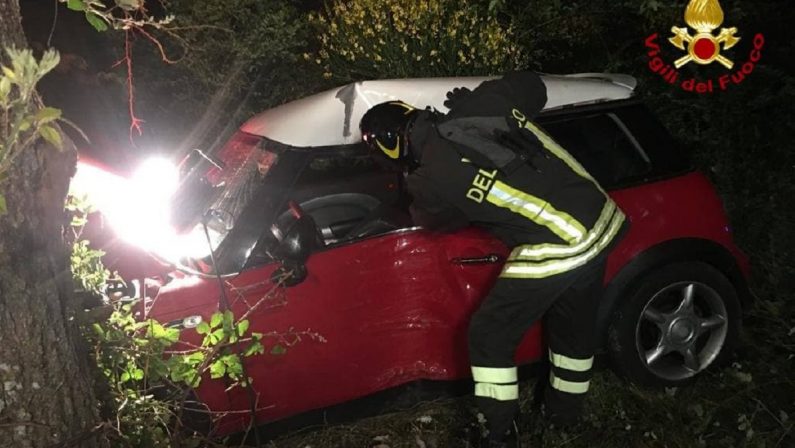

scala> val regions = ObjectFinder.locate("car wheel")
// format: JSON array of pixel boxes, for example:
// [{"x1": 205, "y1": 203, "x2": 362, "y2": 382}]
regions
[{"x1": 607, "y1": 262, "x2": 741, "y2": 386}]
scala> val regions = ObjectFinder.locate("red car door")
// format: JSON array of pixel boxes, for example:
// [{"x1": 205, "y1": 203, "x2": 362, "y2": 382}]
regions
[{"x1": 212, "y1": 226, "x2": 543, "y2": 433}]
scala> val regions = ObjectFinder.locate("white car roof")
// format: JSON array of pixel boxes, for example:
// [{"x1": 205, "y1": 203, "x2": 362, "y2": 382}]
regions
[{"x1": 241, "y1": 73, "x2": 637, "y2": 148}]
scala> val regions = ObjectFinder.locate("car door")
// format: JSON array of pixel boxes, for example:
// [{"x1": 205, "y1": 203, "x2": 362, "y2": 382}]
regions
[{"x1": 219, "y1": 149, "x2": 512, "y2": 426}]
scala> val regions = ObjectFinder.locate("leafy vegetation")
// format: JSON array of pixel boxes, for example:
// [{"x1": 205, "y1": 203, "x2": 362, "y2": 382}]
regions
[
  {"x1": 129, "y1": 0, "x2": 319, "y2": 152},
  {"x1": 59, "y1": 0, "x2": 174, "y2": 33},
  {"x1": 66, "y1": 193, "x2": 110, "y2": 295},
  {"x1": 309, "y1": 0, "x2": 525, "y2": 81},
  {"x1": 65, "y1": 194, "x2": 306, "y2": 446},
  {"x1": 0, "y1": 47, "x2": 65, "y2": 213}
]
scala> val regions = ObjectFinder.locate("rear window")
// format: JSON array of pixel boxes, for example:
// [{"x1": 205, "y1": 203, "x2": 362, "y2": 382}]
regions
[
  {"x1": 615, "y1": 105, "x2": 690, "y2": 177},
  {"x1": 539, "y1": 113, "x2": 652, "y2": 189}
]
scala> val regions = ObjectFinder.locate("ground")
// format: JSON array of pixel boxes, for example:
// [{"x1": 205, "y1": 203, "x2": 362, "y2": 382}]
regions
[{"x1": 271, "y1": 308, "x2": 794, "y2": 448}]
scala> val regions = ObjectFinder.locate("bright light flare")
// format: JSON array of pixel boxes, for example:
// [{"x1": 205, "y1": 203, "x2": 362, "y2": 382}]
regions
[{"x1": 73, "y1": 157, "x2": 212, "y2": 263}]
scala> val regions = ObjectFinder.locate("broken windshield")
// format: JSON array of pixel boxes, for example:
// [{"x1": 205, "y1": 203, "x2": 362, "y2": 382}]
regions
[{"x1": 168, "y1": 131, "x2": 279, "y2": 274}]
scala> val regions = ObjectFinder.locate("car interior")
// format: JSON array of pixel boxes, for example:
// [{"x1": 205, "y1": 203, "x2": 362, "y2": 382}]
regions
[
  {"x1": 277, "y1": 149, "x2": 412, "y2": 247},
  {"x1": 274, "y1": 105, "x2": 661, "y2": 251}
]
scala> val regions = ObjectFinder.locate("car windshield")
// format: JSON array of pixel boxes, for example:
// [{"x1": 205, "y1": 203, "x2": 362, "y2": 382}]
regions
[{"x1": 169, "y1": 131, "x2": 279, "y2": 274}]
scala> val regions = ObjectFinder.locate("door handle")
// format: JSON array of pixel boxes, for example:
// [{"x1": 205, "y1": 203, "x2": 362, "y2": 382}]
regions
[{"x1": 451, "y1": 254, "x2": 504, "y2": 265}]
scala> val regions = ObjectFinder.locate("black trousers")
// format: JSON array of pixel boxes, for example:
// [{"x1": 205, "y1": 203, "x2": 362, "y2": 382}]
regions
[{"x1": 468, "y1": 257, "x2": 607, "y2": 437}]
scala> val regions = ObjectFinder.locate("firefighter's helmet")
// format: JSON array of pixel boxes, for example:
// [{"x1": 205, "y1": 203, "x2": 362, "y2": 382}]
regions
[{"x1": 359, "y1": 101, "x2": 417, "y2": 164}]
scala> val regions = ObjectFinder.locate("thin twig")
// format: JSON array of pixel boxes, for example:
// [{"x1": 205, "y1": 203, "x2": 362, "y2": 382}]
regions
[
  {"x1": 47, "y1": 0, "x2": 58, "y2": 47},
  {"x1": 123, "y1": 29, "x2": 143, "y2": 141},
  {"x1": 135, "y1": 26, "x2": 181, "y2": 64}
]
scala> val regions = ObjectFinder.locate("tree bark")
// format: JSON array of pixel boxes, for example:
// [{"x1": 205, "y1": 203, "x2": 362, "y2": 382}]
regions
[{"x1": 0, "y1": 1, "x2": 104, "y2": 446}]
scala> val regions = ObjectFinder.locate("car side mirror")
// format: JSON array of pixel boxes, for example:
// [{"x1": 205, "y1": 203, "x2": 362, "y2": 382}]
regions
[{"x1": 270, "y1": 214, "x2": 321, "y2": 287}]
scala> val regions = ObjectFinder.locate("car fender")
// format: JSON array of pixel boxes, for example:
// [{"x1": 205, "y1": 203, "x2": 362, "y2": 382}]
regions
[{"x1": 595, "y1": 237, "x2": 752, "y2": 349}]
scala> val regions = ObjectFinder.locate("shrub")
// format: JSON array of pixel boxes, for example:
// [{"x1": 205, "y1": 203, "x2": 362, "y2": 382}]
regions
[{"x1": 309, "y1": 0, "x2": 526, "y2": 81}]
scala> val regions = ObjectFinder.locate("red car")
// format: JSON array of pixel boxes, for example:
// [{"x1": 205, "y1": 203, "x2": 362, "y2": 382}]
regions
[{"x1": 78, "y1": 73, "x2": 751, "y2": 436}]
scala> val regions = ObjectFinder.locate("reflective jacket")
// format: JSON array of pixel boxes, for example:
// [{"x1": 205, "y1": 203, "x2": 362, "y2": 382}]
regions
[{"x1": 406, "y1": 72, "x2": 628, "y2": 279}]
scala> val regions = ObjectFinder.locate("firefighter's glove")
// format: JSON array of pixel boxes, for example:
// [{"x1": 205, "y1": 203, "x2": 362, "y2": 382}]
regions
[{"x1": 444, "y1": 86, "x2": 472, "y2": 109}]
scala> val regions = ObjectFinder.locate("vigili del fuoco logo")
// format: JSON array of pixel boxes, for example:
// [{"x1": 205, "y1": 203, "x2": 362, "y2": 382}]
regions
[{"x1": 644, "y1": 0, "x2": 765, "y2": 94}]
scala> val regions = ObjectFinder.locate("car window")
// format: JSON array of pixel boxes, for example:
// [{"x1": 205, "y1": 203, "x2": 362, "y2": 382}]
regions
[
  {"x1": 614, "y1": 105, "x2": 690, "y2": 177},
  {"x1": 539, "y1": 113, "x2": 652, "y2": 188},
  {"x1": 283, "y1": 151, "x2": 407, "y2": 245}
]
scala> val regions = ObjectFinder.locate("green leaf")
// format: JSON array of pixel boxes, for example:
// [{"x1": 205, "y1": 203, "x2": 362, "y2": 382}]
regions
[
  {"x1": 148, "y1": 321, "x2": 167, "y2": 338},
  {"x1": 270, "y1": 344, "x2": 287, "y2": 355},
  {"x1": 71, "y1": 215, "x2": 88, "y2": 227},
  {"x1": 0, "y1": 77, "x2": 10, "y2": 99},
  {"x1": 170, "y1": 366, "x2": 190, "y2": 384},
  {"x1": 39, "y1": 125, "x2": 62, "y2": 149},
  {"x1": 184, "y1": 351, "x2": 205, "y2": 364},
  {"x1": 131, "y1": 368, "x2": 144, "y2": 380},
  {"x1": 222, "y1": 310, "x2": 234, "y2": 329},
  {"x1": 209, "y1": 312, "x2": 222, "y2": 329},
  {"x1": 243, "y1": 341, "x2": 264, "y2": 357},
  {"x1": 37, "y1": 50, "x2": 60, "y2": 76},
  {"x1": 19, "y1": 118, "x2": 32, "y2": 132},
  {"x1": 1, "y1": 66, "x2": 15, "y2": 81},
  {"x1": 206, "y1": 328, "x2": 224, "y2": 345},
  {"x1": 163, "y1": 327, "x2": 180, "y2": 344},
  {"x1": 237, "y1": 319, "x2": 250, "y2": 337},
  {"x1": 116, "y1": 0, "x2": 142, "y2": 11},
  {"x1": 149, "y1": 358, "x2": 168, "y2": 380},
  {"x1": 35, "y1": 106, "x2": 61, "y2": 123},
  {"x1": 224, "y1": 355, "x2": 243, "y2": 379},
  {"x1": 66, "y1": 0, "x2": 85, "y2": 11},
  {"x1": 85, "y1": 12, "x2": 108, "y2": 32},
  {"x1": 196, "y1": 322, "x2": 210, "y2": 335},
  {"x1": 209, "y1": 360, "x2": 226, "y2": 379},
  {"x1": 0, "y1": 195, "x2": 6, "y2": 216}
]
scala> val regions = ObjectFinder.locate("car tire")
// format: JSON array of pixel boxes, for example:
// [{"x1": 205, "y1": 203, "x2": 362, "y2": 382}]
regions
[{"x1": 607, "y1": 262, "x2": 741, "y2": 387}]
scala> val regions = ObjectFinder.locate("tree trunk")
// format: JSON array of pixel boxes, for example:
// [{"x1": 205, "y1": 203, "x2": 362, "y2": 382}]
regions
[{"x1": 0, "y1": 1, "x2": 104, "y2": 446}]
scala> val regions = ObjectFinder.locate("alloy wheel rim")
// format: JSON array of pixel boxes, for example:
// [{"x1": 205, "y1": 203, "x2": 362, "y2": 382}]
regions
[{"x1": 635, "y1": 281, "x2": 728, "y2": 381}]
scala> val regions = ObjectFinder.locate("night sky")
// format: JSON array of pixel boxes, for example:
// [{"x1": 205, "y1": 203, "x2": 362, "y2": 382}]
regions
[{"x1": 21, "y1": 0, "x2": 174, "y2": 173}]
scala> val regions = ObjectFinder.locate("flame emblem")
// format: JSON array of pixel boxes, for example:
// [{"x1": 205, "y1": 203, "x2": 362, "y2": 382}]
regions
[{"x1": 669, "y1": 0, "x2": 740, "y2": 69}]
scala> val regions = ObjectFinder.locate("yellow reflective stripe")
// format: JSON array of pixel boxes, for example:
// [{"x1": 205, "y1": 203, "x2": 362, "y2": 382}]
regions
[
  {"x1": 474, "y1": 383, "x2": 519, "y2": 401},
  {"x1": 549, "y1": 371, "x2": 590, "y2": 394},
  {"x1": 521, "y1": 121, "x2": 595, "y2": 184},
  {"x1": 471, "y1": 366, "x2": 518, "y2": 384},
  {"x1": 549, "y1": 350, "x2": 594, "y2": 372},
  {"x1": 500, "y1": 209, "x2": 624, "y2": 278},
  {"x1": 376, "y1": 136, "x2": 401, "y2": 159},
  {"x1": 487, "y1": 181, "x2": 587, "y2": 244},
  {"x1": 510, "y1": 201, "x2": 616, "y2": 262}
]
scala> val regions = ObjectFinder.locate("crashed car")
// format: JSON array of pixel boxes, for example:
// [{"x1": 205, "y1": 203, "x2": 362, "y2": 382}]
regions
[{"x1": 74, "y1": 73, "x2": 751, "y2": 435}]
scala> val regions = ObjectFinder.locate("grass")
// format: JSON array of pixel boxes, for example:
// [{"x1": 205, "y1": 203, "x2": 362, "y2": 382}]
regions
[{"x1": 267, "y1": 299, "x2": 794, "y2": 448}]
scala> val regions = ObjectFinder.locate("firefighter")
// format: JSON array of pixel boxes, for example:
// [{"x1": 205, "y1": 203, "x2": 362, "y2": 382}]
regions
[{"x1": 359, "y1": 71, "x2": 629, "y2": 447}]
